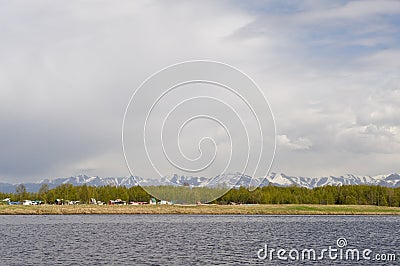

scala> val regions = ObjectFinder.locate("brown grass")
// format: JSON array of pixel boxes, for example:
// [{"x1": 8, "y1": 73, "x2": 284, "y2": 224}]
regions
[{"x1": 0, "y1": 204, "x2": 400, "y2": 215}]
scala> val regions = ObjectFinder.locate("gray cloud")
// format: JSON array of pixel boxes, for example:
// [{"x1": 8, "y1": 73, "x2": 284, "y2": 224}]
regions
[{"x1": 0, "y1": 0, "x2": 399, "y2": 182}]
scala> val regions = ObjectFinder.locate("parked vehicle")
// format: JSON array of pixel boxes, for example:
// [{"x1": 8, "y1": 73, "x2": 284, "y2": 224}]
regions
[
  {"x1": 22, "y1": 200, "x2": 33, "y2": 205},
  {"x1": 0, "y1": 198, "x2": 10, "y2": 205},
  {"x1": 108, "y1": 199, "x2": 127, "y2": 205}
]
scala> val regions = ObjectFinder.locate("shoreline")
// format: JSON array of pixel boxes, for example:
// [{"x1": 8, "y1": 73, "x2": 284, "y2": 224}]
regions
[{"x1": 1, "y1": 204, "x2": 400, "y2": 215}]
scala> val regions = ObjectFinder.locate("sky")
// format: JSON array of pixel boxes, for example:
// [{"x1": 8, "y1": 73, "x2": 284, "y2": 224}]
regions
[{"x1": 0, "y1": 0, "x2": 399, "y2": 183}]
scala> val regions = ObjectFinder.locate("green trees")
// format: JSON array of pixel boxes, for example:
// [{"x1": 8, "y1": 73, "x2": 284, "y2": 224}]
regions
[
  {"x1": 15, "y1": 184, "x2": 27, "y2": 202},
  {"x1": 79, "y1": 185, "x2": 90, "y2": 204},
  {"x1": 2, "y1": 183, "x2": 400, "y2": 206},
  {"x1": 214, "y1": 185, "x2": 400, "y2": 206},
  {"x1": 38, "y1": 184, "x2": 49, "y2": 203}
]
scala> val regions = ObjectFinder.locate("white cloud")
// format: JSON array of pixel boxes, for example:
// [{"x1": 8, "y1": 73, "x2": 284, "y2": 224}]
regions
[{"x1": 277, "y1": 135, "x2": 312, "y2": 151}]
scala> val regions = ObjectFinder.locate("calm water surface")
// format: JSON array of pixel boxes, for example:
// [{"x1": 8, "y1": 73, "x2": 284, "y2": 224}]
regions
[{"x1": 0, "y1": 215, "x2": 398, "y2": 265}]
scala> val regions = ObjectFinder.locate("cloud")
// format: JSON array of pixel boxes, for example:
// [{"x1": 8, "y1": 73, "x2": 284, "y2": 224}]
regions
[
  {"x1": 0, "y1": 0, "x2": 399, "y2": 181},
  {"x1": 277, "y1": 135, "x2": 312, "y2": 151},
  {"x1": 0, "y1": 0, "x2": 256, "y2": 182}
]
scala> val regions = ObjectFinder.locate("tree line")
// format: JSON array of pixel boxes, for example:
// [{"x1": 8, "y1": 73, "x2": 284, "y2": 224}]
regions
[
  {"x1": 1, "y1": 184, "x2": 150, "y2": 204},
  {"x1": 216, "y1": 185, "x2": 400, "y2": 206},
  {"x1": 1, "y1": 183, "x2": 400, "y2": 206}
]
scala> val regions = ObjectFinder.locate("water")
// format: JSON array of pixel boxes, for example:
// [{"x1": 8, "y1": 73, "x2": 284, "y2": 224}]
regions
[{"x1": 0, "y1": 215, "x2": 398, "y2": 265}]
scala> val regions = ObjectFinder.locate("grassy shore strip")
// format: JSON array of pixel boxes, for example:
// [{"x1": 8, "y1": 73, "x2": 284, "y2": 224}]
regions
[{"x1": 1, "y1": 204, "x2": 400, "y2": 215}]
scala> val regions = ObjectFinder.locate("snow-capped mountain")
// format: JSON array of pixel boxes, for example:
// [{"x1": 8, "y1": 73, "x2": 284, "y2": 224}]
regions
[
  {"x1": 38, "y1": 175, "x2": 142, "y2": 187},
  {"x1": 266, "y1": 173, "x2": 400, "y2": 188},
  {"x1": 0, "y1": 173, "x2": 400, "y2": 193}
]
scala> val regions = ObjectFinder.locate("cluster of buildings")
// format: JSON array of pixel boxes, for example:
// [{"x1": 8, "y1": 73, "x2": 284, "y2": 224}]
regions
[
  {"x1": 0, "y1": 198, "x2": 44, "y2": 205},
  {"x1": 1, "y1": 197, "x2": 173, "y2": 206},
  {"x1": 105, "y1": 198, "x2": 173, "y2": 205}
]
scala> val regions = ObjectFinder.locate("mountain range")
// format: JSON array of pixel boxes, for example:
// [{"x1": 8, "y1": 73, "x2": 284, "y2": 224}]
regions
[{"x1": 1, "y1": 172, "x2": 400, "y2": 193}]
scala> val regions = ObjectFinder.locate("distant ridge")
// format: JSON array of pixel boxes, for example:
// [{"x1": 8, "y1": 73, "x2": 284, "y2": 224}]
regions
[{"x1": 1, "y1": 172, "x2": 400, "y2": 193}]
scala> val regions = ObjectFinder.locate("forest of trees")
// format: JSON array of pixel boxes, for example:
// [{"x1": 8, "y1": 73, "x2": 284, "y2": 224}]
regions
[
  {"x1": 217, "y1": 185, "x2": 400, "y2": 206},
  {"x1": 1, "y1": 184, "x2": 400, "y2": 206}
]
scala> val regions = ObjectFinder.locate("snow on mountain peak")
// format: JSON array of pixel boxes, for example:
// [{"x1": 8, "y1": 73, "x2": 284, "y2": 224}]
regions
[{"x1": 1, "y1": 172, "x2": 400, "y2": 193}]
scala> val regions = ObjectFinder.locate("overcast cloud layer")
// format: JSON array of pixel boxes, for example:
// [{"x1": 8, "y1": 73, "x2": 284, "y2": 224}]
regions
[{"x1": 0, "y1": 0, "x2": 399, "y2": 183}]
